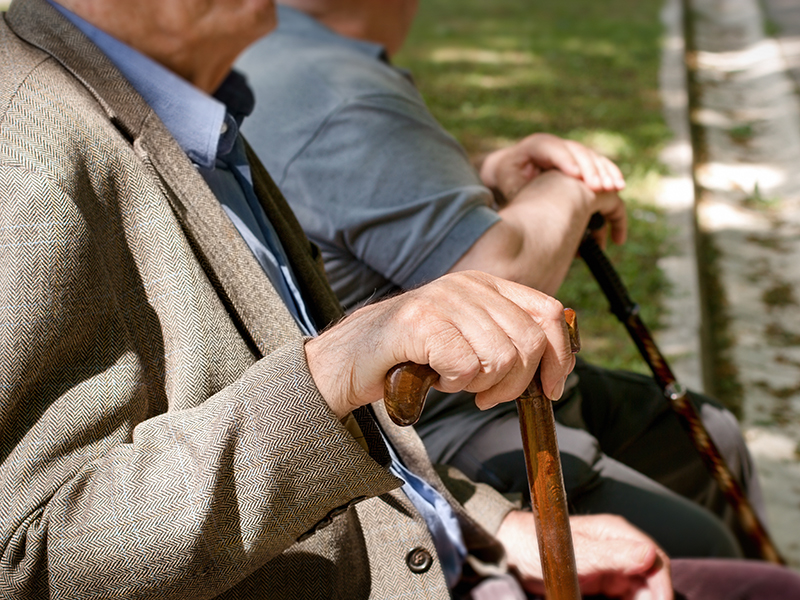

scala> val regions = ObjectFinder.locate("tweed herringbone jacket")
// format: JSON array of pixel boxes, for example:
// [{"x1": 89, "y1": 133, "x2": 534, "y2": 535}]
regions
[{"x1": 0, "y1": 0, "x2": 514, "y2": 598}]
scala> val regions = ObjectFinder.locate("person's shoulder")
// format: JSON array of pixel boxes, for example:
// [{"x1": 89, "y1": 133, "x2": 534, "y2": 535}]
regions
[
  {"x1": 0, "y1": 16, "x2": 102, "y2": 119},
  {"x1": 0, "y1": 17, "x2": 51, "y2": 99},
  {"x1": 0, "y1": 22, "x2": 125, "y2": 185},
  {"x1": 238, "y1": 29, "x2": 411, "y2": 106}
]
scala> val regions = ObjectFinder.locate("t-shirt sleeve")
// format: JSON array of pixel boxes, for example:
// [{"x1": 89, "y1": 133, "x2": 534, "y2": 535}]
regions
[{"x1": 279, "y1": 92, "x2": 501, "y2": 295}]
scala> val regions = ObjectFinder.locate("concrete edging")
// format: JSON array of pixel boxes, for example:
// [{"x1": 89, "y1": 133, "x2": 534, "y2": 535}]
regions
[{"x1": 679, "y1": 0, "x2": 800, "y2": 568}]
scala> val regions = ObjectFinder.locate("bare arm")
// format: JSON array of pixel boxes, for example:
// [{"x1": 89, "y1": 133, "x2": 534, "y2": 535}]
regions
[{"x1": 448, "y1": 170, "x2": 627, "y2": 296}]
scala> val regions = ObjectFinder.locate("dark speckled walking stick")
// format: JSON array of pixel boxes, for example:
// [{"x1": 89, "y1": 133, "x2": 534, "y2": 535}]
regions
[
  {"x1": 384, "y1": 309, "x2": 582, "y2": 600},
  {"x1": 580, "y1": 213, "x2": 784, "y2": 564}
]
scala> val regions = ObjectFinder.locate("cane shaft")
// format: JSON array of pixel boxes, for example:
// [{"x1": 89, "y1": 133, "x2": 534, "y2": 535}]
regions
[
  {"x1": 580, "y1": 230, "x2": 784, "y2": 564},
  {"x1": 517, "y1": 373, "x2": 580, "y2": 600},
  {"x1": 384, "y1": 309, "x2": 581, "y2": 599}
]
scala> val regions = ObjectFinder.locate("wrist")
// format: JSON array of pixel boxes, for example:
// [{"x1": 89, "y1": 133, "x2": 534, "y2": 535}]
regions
[
  {"x1": 497, "y1": 510, "x2": 537, "y2": 567},
  {"x1": 304, "y1": 336, "x2": 353, "y2": 420}
]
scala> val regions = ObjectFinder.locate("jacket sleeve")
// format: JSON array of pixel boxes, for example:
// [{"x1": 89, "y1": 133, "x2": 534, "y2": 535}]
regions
[{"x1": 0, "y1": 164, "x2": 400, "y2": 599}]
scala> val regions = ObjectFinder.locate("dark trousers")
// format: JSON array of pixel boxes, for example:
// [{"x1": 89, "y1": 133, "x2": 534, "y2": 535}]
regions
[{"x1": 446, "y1": 360, "x2": 765, "y2": 558}]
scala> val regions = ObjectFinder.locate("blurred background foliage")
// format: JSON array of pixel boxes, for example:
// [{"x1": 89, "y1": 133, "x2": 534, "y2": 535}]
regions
[{"x1": 396, "y1": 0, "x2": 674, "y2": 373}]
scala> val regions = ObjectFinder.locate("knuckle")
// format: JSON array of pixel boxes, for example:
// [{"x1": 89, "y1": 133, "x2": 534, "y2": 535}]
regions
[
  {"x1": 438, "y1": 270, "x2": 474, "y2": 290},
  {"x1": 490, "y1": 343, "x2": 518, "y2": 375},
  {"x1": 393, "y1": 296, "x2": 428, "y2": 325},
  {"x1": 543, "y1": 297, "x2": 565, "y2": 320},
  {"x1": 395, "y1": 285, "x2": 451, "y2": 325},
  {"x1": 525, "y1": 327, "x2": 548, "y2": 357}
]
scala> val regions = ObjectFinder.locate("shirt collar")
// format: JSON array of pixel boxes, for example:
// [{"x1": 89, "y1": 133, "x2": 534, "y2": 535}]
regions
[
  {"x1": 47, "y1": 0, "x2": 254, "y2": 168},
  {"x1": 276, "y1": 5, "x2": 389, "y2": 63}
]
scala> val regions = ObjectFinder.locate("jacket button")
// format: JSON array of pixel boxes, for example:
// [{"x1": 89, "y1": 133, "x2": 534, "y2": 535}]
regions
[{"x1": 406, "y1": 547, "x2": 433, "y2": 574}]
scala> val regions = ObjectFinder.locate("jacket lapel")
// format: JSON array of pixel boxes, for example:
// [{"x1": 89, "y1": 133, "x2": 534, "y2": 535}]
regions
[
  {"x1": 136, "y1": 117, "x2": 304, "y2": 357},
  {"x1": 7, "y1": 0, "x2": 305, "y2": 358}
]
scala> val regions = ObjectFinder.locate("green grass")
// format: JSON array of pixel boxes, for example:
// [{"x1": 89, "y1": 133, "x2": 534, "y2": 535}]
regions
[{"x1": 396, "y1": 0, "x2": 673, "y2": 373}]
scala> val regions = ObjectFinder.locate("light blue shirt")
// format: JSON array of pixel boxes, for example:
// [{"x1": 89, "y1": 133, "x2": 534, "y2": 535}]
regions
[
  {"x1": 51, "y1": 1, "x2": 466, "y2": 587},
  {"x1": 49, "y1": 1, "x2": 316, "y2": 336}
]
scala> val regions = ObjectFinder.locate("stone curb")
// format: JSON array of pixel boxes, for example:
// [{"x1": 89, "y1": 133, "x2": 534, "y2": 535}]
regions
[
  {"x1": 656, "y1": 0, "x2": 705, "y2": 394},
  {"x1": 680, "y1": 0, "x2": 800, "y2": 568}
]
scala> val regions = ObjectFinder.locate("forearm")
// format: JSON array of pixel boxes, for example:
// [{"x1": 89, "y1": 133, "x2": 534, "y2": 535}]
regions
[
  {"x1": 0, "y1": 171, "x2": 396, "y2": 598},
  {"x1": 448, "y1": 172, "x2": 592, "y2": 296}
]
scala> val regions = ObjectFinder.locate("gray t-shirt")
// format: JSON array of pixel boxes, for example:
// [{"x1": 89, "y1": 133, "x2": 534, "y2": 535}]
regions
[
  {"x1": 237, "y1": 6, "x2": 500, "y2": 312},
  {"x1": 237, "y1": 7, "x2": 507, "y2": 462}
]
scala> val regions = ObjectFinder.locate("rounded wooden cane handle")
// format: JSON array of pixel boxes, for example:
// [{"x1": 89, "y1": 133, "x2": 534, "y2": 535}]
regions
[
  {"x1": 384, "y1": 309, "x2": 579, "y2": 427},
  {"x1": 383, "y1": 361, "x2": 438, "y2": 426}
]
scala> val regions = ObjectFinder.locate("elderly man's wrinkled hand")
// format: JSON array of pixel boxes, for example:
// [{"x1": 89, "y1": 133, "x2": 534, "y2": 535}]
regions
[
  {"x1": 304, "y1": 271, "x2": 575, "y2": 419},
  {"x1": 480, "y1": 133, "x2": 626, "y2": 204},
  {"x1": 498, "y1": 511, "x2": 673, "y2": 600}
]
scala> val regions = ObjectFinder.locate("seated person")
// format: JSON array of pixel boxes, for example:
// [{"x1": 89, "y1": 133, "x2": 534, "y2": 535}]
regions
[
  {"x1": 0, "y1": 1, "x2": 653, "y2": 598},
  {"x1": 5, "y1": 0, "x2": 800, "y2": 598},
  {"x1": 237, "y1": 0, "x2": 768, "y2": 559}
]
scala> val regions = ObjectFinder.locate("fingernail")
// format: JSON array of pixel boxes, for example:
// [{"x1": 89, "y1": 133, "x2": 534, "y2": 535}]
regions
[
  {"x1": 635, "y1": 544, "x2": 652, "y2": 564},
  {"x1": 551, "y1": 377, "x2": 566, "y2": 400}
]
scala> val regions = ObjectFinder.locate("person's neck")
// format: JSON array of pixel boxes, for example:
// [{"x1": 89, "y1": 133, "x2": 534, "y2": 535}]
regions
[
  {"x1": 54, "y1": 0, "x2": 276, "y2": 92},
  {"x1": 320, "y1": 14, "x2": 398, "y2": 55},
  {"x1": 283, "y1": 2, "x2": 405, "y2": 57}
]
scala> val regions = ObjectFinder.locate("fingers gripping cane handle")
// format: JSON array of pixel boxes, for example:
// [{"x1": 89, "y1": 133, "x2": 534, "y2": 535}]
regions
[{"x1": 384, "y1": 310, "x2": 582, "y2": 600}]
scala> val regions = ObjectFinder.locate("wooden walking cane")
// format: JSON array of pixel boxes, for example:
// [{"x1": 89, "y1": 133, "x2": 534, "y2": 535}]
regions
[
  {"x1": 383, "y1": 309, "x2": 582, "y2": 600},
  {"x1": 579, "y1": 213, "x2": 784, "y2": 564}
]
